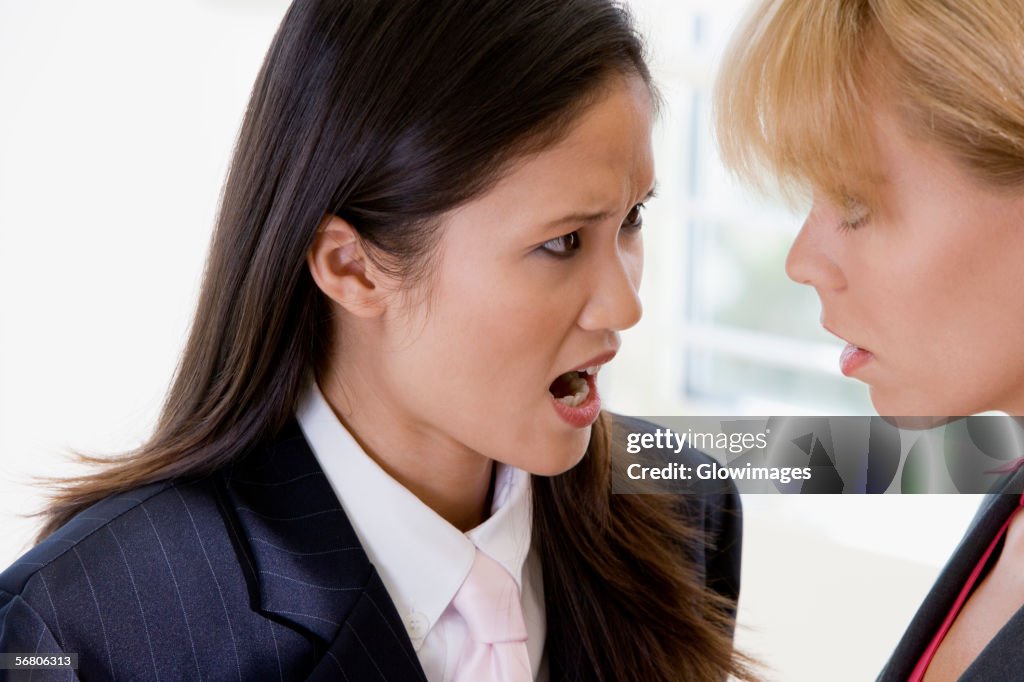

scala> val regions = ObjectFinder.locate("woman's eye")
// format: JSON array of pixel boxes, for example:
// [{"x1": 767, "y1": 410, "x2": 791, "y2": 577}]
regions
[
  {"x1": 623, "y1": 202, "x2": 645, "y2": 229},
  {"x1": 838, "y1": 197, "x2": 870, "y2": 232},
  {"x1": 541, "y1": 231, "x2": 581, "y2": 256}
]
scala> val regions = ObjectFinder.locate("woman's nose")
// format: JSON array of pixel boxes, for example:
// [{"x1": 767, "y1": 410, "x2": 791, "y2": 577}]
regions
[
  {"x1": 786, "y1": 213, "x2": 846, "y2": 292},
  {"x1": 578, "y1": 245, "x2": 643, "y2": 332}
]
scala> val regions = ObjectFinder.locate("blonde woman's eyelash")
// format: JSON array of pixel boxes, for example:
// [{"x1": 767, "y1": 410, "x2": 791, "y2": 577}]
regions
[
  {"x1": 837, "y1": 197, "x2": 870, "y2": 232},
  {"x1": 837, "y1": 217, "x2": 865, "y2": 233},
  {"x1": 837, "y1": 213, "x2": 869, "y2": 232}
]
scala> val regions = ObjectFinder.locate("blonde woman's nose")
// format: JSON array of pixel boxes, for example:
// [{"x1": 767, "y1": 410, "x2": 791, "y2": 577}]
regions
[{"x1": 785, "y1": 213, "x2": 846, "y2": 292}]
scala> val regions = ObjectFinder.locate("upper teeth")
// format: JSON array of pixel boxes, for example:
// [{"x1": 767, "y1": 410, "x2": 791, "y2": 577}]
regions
[{"x1": 585, "y1": 365, "x2": 599, "y2": 375}]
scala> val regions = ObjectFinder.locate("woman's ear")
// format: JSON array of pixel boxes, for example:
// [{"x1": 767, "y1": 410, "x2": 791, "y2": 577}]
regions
[{"x1": 307, "y1": 215, "x2": 387, "y2": 318}]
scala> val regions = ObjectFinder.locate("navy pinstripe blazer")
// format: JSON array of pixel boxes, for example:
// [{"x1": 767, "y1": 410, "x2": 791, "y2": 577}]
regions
[
  {"x1": 0, "y1": 415, "x2": 742, "y2": 681},
  {"x1": 878, "y1": 467, "x2": 1024, "y2": 681}
]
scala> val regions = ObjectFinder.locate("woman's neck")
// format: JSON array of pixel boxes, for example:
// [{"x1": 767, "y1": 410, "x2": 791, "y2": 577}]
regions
[{"x1": 318, "y1": 368, "x2": 495, "y2": 532}]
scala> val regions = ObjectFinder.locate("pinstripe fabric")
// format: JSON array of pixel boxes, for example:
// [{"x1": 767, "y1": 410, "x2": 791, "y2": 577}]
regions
[
  {"x1": 0, "y1": 415, "x2": 743, "y2": 681},
  {"x1": 878, "y1": 468, "x2": 1024, "y2": 682},
  {"x1": 0, "y1": 419, "x2": 426, "y2": 681}
]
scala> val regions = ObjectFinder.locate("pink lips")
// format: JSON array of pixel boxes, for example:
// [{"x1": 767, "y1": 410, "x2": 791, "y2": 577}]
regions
[
  {"x1": 840, "y1": 343, "x2": 873, "y2": 376},
  {"x1": 568, "y1": 349, "x2": 618, "y2": 373},
  {"x1": 550, "y1": 372, "x2": 601, "y2": 428}
]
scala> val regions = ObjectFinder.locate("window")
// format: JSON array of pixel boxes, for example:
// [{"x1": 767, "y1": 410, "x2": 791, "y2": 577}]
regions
[{"x1": 606, "y1": 1, "x2": 873, "y2": 416}]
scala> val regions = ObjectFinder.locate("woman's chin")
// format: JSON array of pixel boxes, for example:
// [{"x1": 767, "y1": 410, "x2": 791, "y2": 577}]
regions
[
  {"x1": 870, "y1": 389, "x2": 932, "y2": 418},
  {"x1": 869, "y1": 385, "x2": 974, "y2": 419},
  {"x1": 514, "y1": 435, "x2": 591, "y2": 477}
]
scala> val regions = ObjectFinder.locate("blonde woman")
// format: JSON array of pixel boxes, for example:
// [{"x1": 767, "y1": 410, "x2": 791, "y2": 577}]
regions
[{"x1": 715, "y1": 1, "x2": 1024, "y2": 680}]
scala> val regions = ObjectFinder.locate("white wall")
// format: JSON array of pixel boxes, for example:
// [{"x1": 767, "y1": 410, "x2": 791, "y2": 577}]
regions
[{"x1": 0, "y1": 0, "x2": 287, "y2": 559}]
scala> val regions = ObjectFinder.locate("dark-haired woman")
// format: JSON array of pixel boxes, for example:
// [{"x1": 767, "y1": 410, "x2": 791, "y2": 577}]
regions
[{"x1": 0, "y1": 1, "x2": 748, "y2": 679}]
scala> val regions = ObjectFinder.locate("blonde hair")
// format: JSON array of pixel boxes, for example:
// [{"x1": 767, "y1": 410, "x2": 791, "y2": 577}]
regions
[{"x1": 714, "y1": 0, "x2": 1024, "y2": 206}]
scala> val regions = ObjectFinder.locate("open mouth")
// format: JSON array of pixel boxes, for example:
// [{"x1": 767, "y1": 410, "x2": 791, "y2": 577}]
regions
[{"x1": 548, "y1": 366, "x2": 598, "y2": 407}]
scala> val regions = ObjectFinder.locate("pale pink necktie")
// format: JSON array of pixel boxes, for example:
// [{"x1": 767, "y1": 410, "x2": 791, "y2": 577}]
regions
[{"x1": 451, "y1": 549, "x2": 532, "y2": 682}]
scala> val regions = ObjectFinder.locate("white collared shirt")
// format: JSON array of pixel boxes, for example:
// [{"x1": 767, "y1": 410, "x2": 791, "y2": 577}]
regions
[{"x1": 295, "y1": 380, "x2": 547, "y2": 681}]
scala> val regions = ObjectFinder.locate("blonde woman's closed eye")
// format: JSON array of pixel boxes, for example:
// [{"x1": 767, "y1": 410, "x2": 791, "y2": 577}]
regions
[{"x1": 838, "y1": 196, "x2": 871, "y2": 232}]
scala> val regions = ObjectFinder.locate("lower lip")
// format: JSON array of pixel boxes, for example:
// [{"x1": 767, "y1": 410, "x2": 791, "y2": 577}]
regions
[
  {"x1": 550, "y1": 373, "x2": 601, "y2": 428},
  {"x1": 840, "y1": 343, "x2": 873, "y2": 376}
]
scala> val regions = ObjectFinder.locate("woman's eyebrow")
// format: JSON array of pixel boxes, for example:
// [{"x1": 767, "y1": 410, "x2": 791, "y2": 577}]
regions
[
  {"x1": 541, "y1": 209, "x2": 616, "y2": 231},
  {"x1": 539, "y1": 185, "x2": 658, "y2": 232}
]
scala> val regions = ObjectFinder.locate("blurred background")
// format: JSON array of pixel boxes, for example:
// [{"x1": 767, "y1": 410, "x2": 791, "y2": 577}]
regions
[{"x1": 0, "y1": 1, "x2": 982, "y2": 679}]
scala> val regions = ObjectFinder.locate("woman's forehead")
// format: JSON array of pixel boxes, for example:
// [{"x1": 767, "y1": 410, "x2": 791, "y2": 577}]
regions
[{"x1": 459, "y1": 79, "x2": 655, "y2": 219}]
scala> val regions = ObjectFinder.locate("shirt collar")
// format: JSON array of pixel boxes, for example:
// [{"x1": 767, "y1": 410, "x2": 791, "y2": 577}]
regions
[{"x1": 295, "y1": 378, "x2": 533, "y2": 644}]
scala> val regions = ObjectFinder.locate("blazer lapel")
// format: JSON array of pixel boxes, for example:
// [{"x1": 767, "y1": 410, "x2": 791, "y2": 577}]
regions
[
  {"x1": 305, "y1": 569, "x2": 428, "y2": 681},
  {"x1": 218, "y1": 418, "x2": 427, "y2": 681},
  {"x1": 960, "y1": 607, "x2": 1024, "y2": 680},
  {"x1": 878, "y1": 468, "x2": 1024, "y2": 681}
]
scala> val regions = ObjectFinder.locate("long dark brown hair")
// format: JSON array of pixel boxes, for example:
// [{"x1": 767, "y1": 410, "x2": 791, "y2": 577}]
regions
[{"x1": 40, "y1": 1, "x2": 751, "y2": 679}]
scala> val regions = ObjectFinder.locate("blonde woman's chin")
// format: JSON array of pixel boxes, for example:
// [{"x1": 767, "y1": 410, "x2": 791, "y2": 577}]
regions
[{"x1": 867, "y1": 384, "x2": 993, "y2": 420}]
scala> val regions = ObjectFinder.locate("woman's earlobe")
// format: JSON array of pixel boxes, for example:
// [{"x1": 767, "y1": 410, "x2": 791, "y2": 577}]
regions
[{"x1": 307, "y1": 215, "x2": 387, "y2": 318}]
